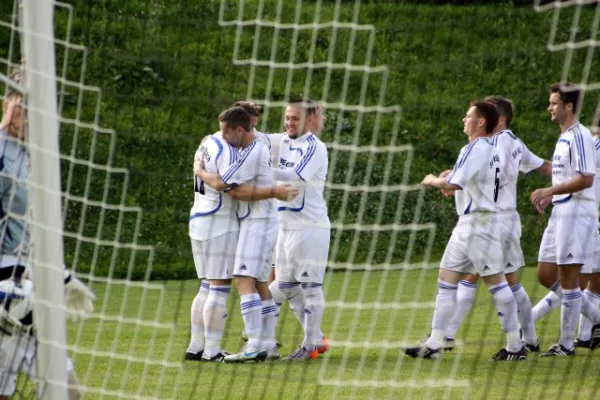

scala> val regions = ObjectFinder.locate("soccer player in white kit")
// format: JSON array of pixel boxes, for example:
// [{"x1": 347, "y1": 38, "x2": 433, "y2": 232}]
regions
[
  {"x1": 187, "y1": 107, "x2": 296, "y2": 362},
  {"x1": 405, "y1": 101, "x2": 527, "y2": 361},
  {"x1": 532, "y1": 105, "x2": 600, "y2": 349},
  {"x1": 442, "y1": 96, "x2": 551, "y2": 352},
  {"x1": 186, "y1": 111, "x2": 240, "y2": 362},
  {"x1": 531, "y1": 83, "x2": 600, "y2": 355},
  {"x1": 195, "y1": 107, "x2": 298, "y2": 362},
  {"x1": 269, "y1": 98, "x2": 331, "y2": 360}
]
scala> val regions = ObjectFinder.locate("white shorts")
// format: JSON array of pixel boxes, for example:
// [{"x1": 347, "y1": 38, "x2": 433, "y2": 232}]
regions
[
  {"x1": 190, "y1": 231, "x2": 238, "y2": 280},
  {"x1": 500, "y1": 211, "x2": 525, "y2": 274},
  {"x1": 581, "y1": 231, "x2": 600, "y2": 274},
  {"x1": 538, "y1": 200, "x2": 598, "y2": 266},
  {"x1": 0, "y1": 333, "x2": 74, "y2": 396},
  {"x1": 440, "y1": 215, "x2": 505, "y2": 277},
  {"x1": 233, "y1": 218, "x2": 277, "y2": 282},
  {"x1": 275, "y1": 227, "x2": 330, "y2": 284}
]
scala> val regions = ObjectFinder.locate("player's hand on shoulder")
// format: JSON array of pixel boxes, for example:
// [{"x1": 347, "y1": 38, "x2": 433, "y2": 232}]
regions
[{"x1": 275, "y1": 184, "x2": 299, "y2": 201}]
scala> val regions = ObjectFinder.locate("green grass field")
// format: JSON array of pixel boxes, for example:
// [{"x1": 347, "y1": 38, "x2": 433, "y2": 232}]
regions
[{"x1": 15, "y1": 267, "x2": 600, "y2": 400}]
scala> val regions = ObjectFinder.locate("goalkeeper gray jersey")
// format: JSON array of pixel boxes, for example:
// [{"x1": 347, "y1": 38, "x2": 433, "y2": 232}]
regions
[{"x1": 0, "y1": 130, "x2": 30, "y2": 260}]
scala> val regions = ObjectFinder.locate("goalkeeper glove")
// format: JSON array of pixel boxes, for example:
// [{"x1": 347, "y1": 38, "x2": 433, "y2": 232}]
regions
[{"x1": 64, "y1": 274, "x2": 96, "y2": 321}]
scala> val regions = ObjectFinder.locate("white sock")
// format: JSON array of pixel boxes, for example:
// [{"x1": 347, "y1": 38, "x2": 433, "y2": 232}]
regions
[
  {"x1": 187, "y1": 281, "x2": 209, "y2": 353},
  {"x1": 511, "y1": 283, "x2": 537, "y2": 345},
  {"x1": 203, "y1": 285, "x2": 230, "y2": 358},
  {"x1": 578, "y1": 290, "x2": 600, "y2": 341},
  {"x1": 559, "y1": 288, "x2": 582, "y2": 350},
  {"x1": 425, "y1": 280, "x2": 457, "y2": 350},
  {"x1": 489, "y1": 282, "x2": 521, "y2": 352},
  {"x1": 271, "y1": 281, "x2": 306, "y2": 328},
  {"x1": 445, "y1": 280, "x2": 477, "y2": 339},
  {"x1": 240, "y1": 293, "x2": 263, "y2": 350},
  {"x1": 532, "y1": 288, "x2": 561, "y2": 322},
  {"x1": 301, "y1": 283, "x2": 325, "y2": 352},
  {"x1": 261, "y1": 298, "x2": 277, "y2": 349}
]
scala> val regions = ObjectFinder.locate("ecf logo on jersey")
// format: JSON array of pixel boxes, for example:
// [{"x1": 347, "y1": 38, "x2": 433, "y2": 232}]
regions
[{"x1": 280, "y1": 157, "x2": 295, "y2": 168}]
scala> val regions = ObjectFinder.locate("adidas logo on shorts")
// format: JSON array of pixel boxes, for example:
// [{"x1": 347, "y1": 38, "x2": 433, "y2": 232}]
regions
[
  {"x1": 506, "y1": 263, "x2": 513, "y2": 268},
  {"x1": 302, "y1": 272, "x2": 309, "y2": 277},
  {"x1": 483, "y1": 265, "x2": 491, "y2": 271},
  {"x1": 567, "y1": 253, "x2": 574, "y2": 259},
  {"x1": 240, "y1": 265, "x2": 248, "y2": 271}
]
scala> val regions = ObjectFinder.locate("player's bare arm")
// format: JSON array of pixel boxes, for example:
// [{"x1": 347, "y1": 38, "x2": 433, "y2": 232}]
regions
[
  {"x1": 421, "y1": 174, "x2": 461, "y2": 191},
  {"x1": 531, "y1": 173, "x2": 593, "y2": 213},
  {"x1": 229, "y1": 184, "x2": 298, "y2": 202},
  {"x1": 536, "y1": 160, "x2": 553, "y2": 177},
  {"x1": 195, "y1": 158, "x2": 298, "y2": 201}
]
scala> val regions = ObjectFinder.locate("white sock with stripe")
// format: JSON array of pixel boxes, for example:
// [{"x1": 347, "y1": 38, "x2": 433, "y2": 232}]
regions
[
  {"x1": 301, "y1": 283, "x2": 325, "y2": 352},
  {"x1": 203, "y1": 285, "x2": 230, "y2": 358},
  {"x1": 261, "y1": 298, "x2": 278, "y2": 349},
  {"x1": 425, "y1": 280, "x2": 457, "y2": 350},
  {"x1": 578, "y1": 290, "x2": 600, "y2": 341},
  {"x1": 532, "y1": 288, "x2": 561, "y2": 322},
  {"x1": 187, "y1": 280, "x2": 209, "y2": 354},
  {"x1": 445, "y1": 280, "x2": 477, "y2": 339},
  {"x1": 489, "y1": 282, "x2": 521, "y2": 352},
  {"x1": 559, "y1": 288, "x2": 582, "y2": 351},
  {"x1": 240, "y1": 293, "x2": 263, "y2": 350},
  {"x1": 511, "y1": 283, "x2": 537, "y2": 345}
]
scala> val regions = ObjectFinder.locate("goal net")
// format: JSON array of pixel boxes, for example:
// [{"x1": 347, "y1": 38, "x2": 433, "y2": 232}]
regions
[{"x1": 1, "y1": 0, "x2": 599, "y2": 399}]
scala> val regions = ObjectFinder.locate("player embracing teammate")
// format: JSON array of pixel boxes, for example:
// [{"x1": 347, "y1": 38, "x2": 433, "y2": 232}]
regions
[{"x1": 187, "y1": 98, "x2": 331, "y2": 362}]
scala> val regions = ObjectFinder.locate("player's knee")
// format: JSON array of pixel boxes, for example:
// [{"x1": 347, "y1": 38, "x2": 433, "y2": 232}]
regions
[
  {"x1": 537, "y1": 266, "x2": 556, "y2": 289},
  {"x1": 234, "y1": 276, "x2": 255, "y2": 294}
]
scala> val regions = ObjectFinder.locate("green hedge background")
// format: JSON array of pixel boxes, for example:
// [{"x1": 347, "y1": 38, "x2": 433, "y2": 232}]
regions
[{"x1": 1, "y1": 0, "x2": 598, "y2": 279}]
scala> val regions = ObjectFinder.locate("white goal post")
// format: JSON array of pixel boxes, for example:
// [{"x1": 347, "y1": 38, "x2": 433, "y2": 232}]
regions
[{"x1": 21, "y1": 0, "x2": 69, "y2": 398}]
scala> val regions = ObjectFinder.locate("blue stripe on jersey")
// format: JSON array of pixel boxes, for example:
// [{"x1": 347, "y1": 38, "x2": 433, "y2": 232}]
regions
[
  {"x1": 558, "y1": 138, "x2": 570, "y2": 145},
  {"x1": 295, "y1": 136, "x2": 317, "y2": 175},
  {"x1": 209, "y1": 136, "x2": 224, "y2": 162},
  {"x1": 189, "y1": 194, "x2": 223, "y2": 219},
  {"x1": 221, "y1": 140, "x2": 257, "y2": 183},
  {"x1": 464, "y1": 196, "x2": 472, "y2": 214},
  {"x1": 277, "y1": 192, "x2": 306, "y2": 212},
  {"x1": 595, "y1": 137, "x2": 600, "y2": 151},
  {"x1": 289, "y1": 145, "x2": 304, "y2": 156},
  {"x1": 573, "y1": 128, "x2": 585, "y2": 171},
  {"x1": 238, "y1": 206, "x2": 250, "y2": 220},
  {"x1": 552, "y1": 193, "x2": 572, "y2": 204},
  {"x1": 457, "y1": 139, "x2": 478, "y2": 169}
]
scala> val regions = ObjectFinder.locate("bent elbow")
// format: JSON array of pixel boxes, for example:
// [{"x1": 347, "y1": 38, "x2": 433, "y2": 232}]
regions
[{"x1": 583, "y1": 175, "x2": 594, "y2": 188}]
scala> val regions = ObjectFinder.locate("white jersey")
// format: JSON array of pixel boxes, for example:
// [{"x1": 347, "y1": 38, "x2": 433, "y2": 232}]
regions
[
  {"x1": 492, "y1": 129, "x2": 544, "y2": 211},
  {"x1": 276, "y1": 132, "x2": 330, "y2": 229},
  {"x1": 189, "y1": 132, "x2": 239, "y2": 240},
  {"x1": 445, "y1": 137, "x2": 504, "y2": 216},
  {"x1": 221, "y1": 139, "x2": 276, "y2": 220},
  {"x1": 594, "y1": 136, "x2": 600, "y2": 207},
  {"x1": 255, "y1": 129, "x2": 283, "y2": 166},
  {"x1": 551, "y1": 122, "x2": 596, "y2": 204}
]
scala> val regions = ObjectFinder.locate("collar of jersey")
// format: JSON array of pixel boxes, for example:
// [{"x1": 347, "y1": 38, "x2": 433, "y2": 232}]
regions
[
  {"x1": 290, "y1": 131, "x2": 313, "y2": 142},
  {"x1": 563, "y1": 121, "x2": 581, "y2": 134}
]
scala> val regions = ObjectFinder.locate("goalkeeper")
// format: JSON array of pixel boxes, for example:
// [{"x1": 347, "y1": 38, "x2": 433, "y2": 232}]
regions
[{"x1": 0, "y1": 86, "x2": 95, "y2": 399}]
